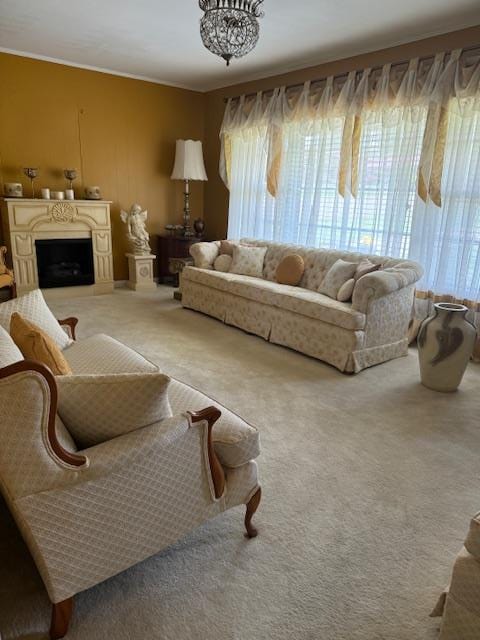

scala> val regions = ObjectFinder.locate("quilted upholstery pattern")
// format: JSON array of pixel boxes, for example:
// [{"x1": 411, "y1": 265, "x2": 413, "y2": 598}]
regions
[
  {"x1": 169, "y1": 378, "x2": 260, "y2": 468},
  {"x1": 57, "y1": 372, "x2": 172, "y2": 447},
  {"x1": 0, "y1": 289, "x2": 72, "y2": 350},
  {"x1": 64, "y1": 333, "x2": 159, "y2": 374},
  {"x1": 0, "y1": 330, "x2": 261, "y2": 607},
  {"x1": 0, "y1": 325, "x2": 23, "y2": 367}
]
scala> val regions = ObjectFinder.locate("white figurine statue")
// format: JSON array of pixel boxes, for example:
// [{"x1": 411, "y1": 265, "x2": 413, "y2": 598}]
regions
[{"x1": 120, "y1": 203, "x2": 152, "y2": 255}]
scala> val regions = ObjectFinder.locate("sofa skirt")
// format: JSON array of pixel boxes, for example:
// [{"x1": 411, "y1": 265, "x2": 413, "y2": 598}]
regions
[{"x1": 182, "y1": 280, "x2": 408, "y2": 373}]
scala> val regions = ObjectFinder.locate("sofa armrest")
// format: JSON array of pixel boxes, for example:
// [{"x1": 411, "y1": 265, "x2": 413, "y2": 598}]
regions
[
  {"x1": 352, "y1": 262, "x2": 423, "y2": 313},
  {"x1": 0, "y1": 361, "x2": 88, "y2": 499},
  {"x1": 189, "y1": 241, "x2": 220, "y2": 269}
]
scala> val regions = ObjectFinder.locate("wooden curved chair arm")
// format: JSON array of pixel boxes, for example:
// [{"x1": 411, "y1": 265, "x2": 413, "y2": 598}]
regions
[
  {"x1": 188, "y1": 406, "x2": 225, "y2": 499},
  {"x1": 58, "y1": 317, "x2": 78, "y2": 340},
  {"x1": 0, "y1": 360, "x2": 87, "y2": 467}
]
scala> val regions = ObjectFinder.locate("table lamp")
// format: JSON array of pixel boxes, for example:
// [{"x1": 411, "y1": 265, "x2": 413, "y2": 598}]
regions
[{"x1": 171, "y1": 139, "x2": 208, "y2": 237}]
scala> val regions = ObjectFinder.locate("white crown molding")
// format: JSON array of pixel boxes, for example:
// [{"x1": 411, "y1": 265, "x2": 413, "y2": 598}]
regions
[{"x1": 0, "y1": 47, "x2": 202, "y2": 93}]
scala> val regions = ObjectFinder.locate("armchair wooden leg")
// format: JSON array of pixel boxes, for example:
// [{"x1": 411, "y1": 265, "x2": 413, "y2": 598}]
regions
[
  {"x1": 50, "y1": 597, "x2": 73, "y2": 639},
  {"x1": 245, "y1": 487, "x2": 261, "y2": 538}
]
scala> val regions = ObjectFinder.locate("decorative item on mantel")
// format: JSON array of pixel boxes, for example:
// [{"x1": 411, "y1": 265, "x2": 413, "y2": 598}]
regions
[
  {"x1": 64, "y1": 168, "x2": 77, "y2": 200},
  {"x1": 171, "y1": 139, "x2": 208, "y2": 237},
  {"x1": 198, "y1": 0, "x2": 265, "y2": 66},
  {"x1": 23, "y1": 167, "x2": 38, "y2": 198},
  {"x1": 417, "y1": 302, "x2": 477, "y2": 392},
  {"x1": 85, "y1": 186, "x2": 102, "y2": 200},
  {"x1": 120, "y1": 203, "x2": 157, "y2": 291},
  {"x1": 3, "y1": 183, "x2": 23, "y2": 198}
]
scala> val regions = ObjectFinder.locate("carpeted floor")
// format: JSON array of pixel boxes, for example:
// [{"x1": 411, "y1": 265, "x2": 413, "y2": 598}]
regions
[{"x1": 1, "y1": 286, "x2": 479, "y2": 640}]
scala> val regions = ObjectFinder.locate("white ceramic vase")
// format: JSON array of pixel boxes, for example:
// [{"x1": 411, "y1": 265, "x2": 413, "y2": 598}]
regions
[{"x1": 417, "y1": 303, "x2": 477, "y2": 392}]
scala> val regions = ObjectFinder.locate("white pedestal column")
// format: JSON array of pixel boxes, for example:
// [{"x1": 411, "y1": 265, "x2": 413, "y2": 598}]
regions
[{"x1": 126, "y1": 253, "x2": 157, "y2": 291}]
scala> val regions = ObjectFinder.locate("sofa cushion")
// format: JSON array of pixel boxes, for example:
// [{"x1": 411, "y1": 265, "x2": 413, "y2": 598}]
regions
[
  {"x1": 0, "y1": 325, "x2": 23, "y2": 368},
  {"x1": 64, "y1": 334, "x2": 159, "y2": 375},
  {"x1": 183, "y1": 267, "x2": 366, "y2": 331},
  {"x1": 276, "y1": 254, "x2": 305, "y2": 286},
  {"x1": 169, "y1": 378, "x2": 260, "y2": 468},
  {"x1": 214, "y1": 254, "x2": 232, "y2": 272},
  {"x1": 319, "y1": 259, "x2": 359, "y2": 298},
  {"x1": 337, "y1": 278, "x2": 355, "y2": 302},
  {"x1": 10, "y1": 312, "x2": 72, "y2": 376},
  {"x1": 230, "y1": 245, "x2": 267, "y2": 278},
  {"x1": 57, "y1": 371, "x2": 172, "y2": 448},
  {"x1": 0, "y1": 289, "x2": 72, "y2": 350}
]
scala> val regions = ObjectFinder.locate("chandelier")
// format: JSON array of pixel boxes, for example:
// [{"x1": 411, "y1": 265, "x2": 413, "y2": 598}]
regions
[{"x1": 199, "y1": 0, "x2": 265, "y2": 66}]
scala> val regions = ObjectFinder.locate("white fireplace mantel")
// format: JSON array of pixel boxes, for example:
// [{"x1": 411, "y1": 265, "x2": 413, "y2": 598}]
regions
[{"x1": 1, "y1": 198, "x2": 114, "y2": 298}]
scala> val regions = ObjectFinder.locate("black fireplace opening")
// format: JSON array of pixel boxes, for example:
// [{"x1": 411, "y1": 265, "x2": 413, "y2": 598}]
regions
[{"x1": 36, "y1": 238, "x2": 95, "y2": 288}]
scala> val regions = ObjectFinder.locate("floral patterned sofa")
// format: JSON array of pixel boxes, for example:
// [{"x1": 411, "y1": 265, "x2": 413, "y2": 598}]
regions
[{"x1": 182, "y1": 239, "x2": 423, "y2": 373}]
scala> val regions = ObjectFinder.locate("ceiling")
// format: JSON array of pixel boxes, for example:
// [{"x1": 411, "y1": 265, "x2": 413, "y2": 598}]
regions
[{"x1": 0, "y1": 0, "x2": 479, "y2": 92}]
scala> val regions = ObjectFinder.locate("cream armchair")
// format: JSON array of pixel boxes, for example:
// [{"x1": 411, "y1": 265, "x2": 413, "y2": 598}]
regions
[{"x1": 0, "y1": 358, "x2": 261, "y2": 639}]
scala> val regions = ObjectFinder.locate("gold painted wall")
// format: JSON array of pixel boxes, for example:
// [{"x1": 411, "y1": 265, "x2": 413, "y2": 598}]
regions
[
  {"x1": 0, "y1": 53, "x2": 206, "y2": 280},
  {"x1": 203, "y1": 26, "x2": 480, "y2": 240}
]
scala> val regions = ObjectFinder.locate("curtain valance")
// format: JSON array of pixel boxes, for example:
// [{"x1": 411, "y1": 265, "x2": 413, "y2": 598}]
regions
[{"x1": 219, "y1": 48, "x2": 480, "y2": 204}]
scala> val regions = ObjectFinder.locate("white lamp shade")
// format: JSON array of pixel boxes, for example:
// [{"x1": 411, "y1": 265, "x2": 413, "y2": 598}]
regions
[{"x1": 171, "y1": 139, "x2": 208, "y2": 181}]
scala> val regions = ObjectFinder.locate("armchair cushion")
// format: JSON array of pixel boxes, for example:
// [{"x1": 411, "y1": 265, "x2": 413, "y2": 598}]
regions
[
  {"x1": 0, "y1": 289, "x2": 72, "y2": 350},
  {"x1": 0, "y1": 325, "x2": 23, "y2": 367},
  {"x1": 10, "y1": 313, "x2": 72, "y2": 376},
  {"x1": 169, "y1": 378, "x2": 260, "y2": 468},
  {"x1": 57, "y1": 371, "x2": 172, "y2": 447}
]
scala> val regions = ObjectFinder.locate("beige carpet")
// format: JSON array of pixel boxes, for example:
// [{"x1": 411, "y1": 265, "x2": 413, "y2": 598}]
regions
[{"x1": 1, "y1": 286, "x2": 479, "y2": 640}]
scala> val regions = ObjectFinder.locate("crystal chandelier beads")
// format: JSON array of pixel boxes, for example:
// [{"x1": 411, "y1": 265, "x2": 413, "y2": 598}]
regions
[{"x1": 199, "y1": 0, "x2": 265, "y2": 66}]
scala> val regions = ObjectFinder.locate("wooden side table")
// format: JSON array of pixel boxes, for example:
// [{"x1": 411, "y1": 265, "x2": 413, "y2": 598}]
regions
[{"x1": 157, "y1": 235, "x2": 201, "y2": 284}]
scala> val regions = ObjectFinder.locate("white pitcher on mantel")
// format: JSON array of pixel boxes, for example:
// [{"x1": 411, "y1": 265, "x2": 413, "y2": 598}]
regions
[{"x1": 417, "y1": 303, "x2": 477, "y2": 392}]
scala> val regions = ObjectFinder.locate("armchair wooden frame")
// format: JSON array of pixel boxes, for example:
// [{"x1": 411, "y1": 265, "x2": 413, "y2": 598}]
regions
[
  {"x1": 0, "y1": 246, "x2": 16, "y2": 299},
  {"x1": 0, "y1": 316, "x2": 261, "y2": 639}
]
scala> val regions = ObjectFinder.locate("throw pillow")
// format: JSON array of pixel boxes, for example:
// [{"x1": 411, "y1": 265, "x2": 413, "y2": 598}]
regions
[
  {"x1": 276, "y1": 254, "x2": 305, "y2": 286},
  {"x1": 10, "y1": 312, "x2": 72, "y2": 376},
  {"x1": 0, "y1": 289, "x2": 72, "y2": 350},
  {"x1": 337, "y1": 278, "x2": 355, "y2": 302},
  {"x1": 220, "y1": 240, "x2": 238, "y2": 256},
  {"x1": 354, "y1": 259, "x2": 380, "y2": 281},
  {"x1": 319, "y1": 259, "x2": 359, "y2": 299},
  {"x1": 0, "y1": 325, "x2": 23, "y2": 368},
  {"x1": 214, "y1": 254, "x2": 232, "y2": 272},
  {"x1": 57, "y1": 371, "x2": 172, "y2": 448},
  {"x1": 230, "y1": 245, "x2": 267, "y2": 278}
]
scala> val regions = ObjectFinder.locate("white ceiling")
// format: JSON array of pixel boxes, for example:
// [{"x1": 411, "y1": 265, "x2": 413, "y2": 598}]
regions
[{"x1": 0, "y1": 0, "x2": 479, "y2": 92}]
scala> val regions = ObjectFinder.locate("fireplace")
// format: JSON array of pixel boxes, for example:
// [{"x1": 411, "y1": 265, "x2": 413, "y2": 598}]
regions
[{"x1": 36, "y1": 238, "x2": 95, "y2": 289}]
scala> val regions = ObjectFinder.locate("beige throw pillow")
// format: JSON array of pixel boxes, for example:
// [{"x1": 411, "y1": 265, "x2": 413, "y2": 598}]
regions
[
  {"x1": 354, "y1": 259, "x2": 380, "y2": 281},
  {"x1": 57, "y1": 371, "x2": 172, "y2": 448},
  {"x1": 337, "y1": 278, "x2": 355, "y2": 302},
  {"x1": 276, "y1": 254, "x2": 305, "y2": 286},
  {"x1": 319, "y1": 259, "x2": 358, "y2": 299},
  {"x1": 214, "y1": 254, "x2": 232, "y2": 272},
  {"x1": 10, "y1": 312, "x2": 72, "y2": 376},
  {"x1": 230, "y1": 245, "x2": 267, "y2": 278},
  {"x1": 220, "y1": 240, "x2": 238, "y2": 256}
]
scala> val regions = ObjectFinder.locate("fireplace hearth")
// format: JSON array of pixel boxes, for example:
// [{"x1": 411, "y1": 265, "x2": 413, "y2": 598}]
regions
[{"x1": 36, "y1": 238, "x2": 95, "y2": 288}]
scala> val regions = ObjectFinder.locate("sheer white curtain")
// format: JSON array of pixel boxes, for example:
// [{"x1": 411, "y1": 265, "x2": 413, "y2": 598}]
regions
[
  {"x1": 409, "y1": 89, "x2": 480, "y2": 301},
  {"x1": 220, "y1": 49, "x2": 480, "y2": 305}
]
